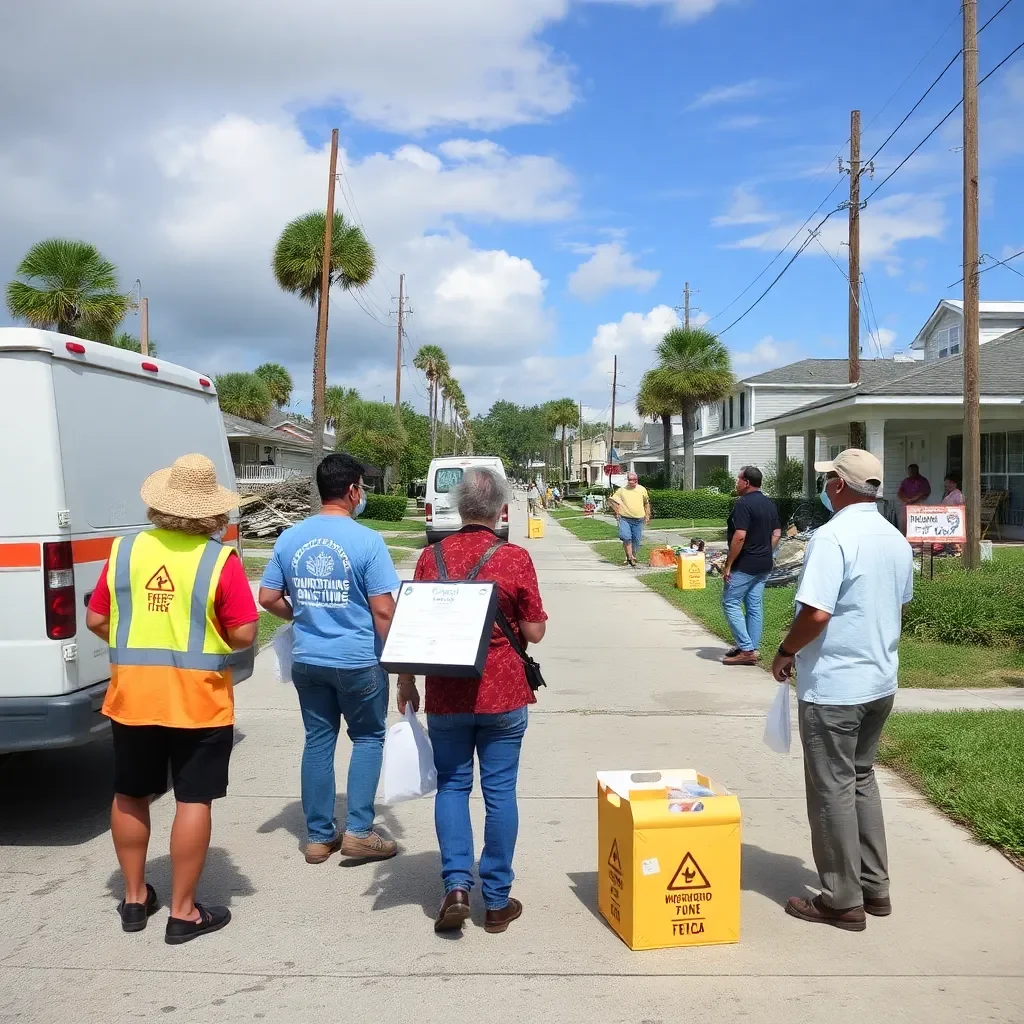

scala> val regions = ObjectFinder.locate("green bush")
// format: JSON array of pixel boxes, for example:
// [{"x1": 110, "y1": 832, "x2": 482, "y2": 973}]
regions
[
  {"x1": 638, "y1": 472, "x2": 669, "y2": 490},
  {"x1": 364, "y1": 494, "x2": 407, "y2": 522},
  {"x1": 703, "y1": 466, "x2": 736, "y2": 494},
  {"x1": 904, "y1": 562, "x2": 1024, "y2": 646},
  {"x1": 648, "y1": 489, "x2": 736, "y2": 520}
]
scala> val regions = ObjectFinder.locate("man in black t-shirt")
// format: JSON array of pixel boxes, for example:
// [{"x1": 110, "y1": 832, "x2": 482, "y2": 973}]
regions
[{"x1": 721, "y1": 465, "x2": 781, "y2": 665}]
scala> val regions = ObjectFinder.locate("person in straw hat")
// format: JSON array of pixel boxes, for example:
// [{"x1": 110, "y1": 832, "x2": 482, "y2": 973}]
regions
[{"x1": 86, "y1": 453, "x2": 258, "y2": 944}]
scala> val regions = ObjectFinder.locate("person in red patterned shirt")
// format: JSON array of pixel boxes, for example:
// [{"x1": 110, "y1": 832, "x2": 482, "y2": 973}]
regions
[{"x1": 398, "y1": 467, "x2": 547, "y2": 935}]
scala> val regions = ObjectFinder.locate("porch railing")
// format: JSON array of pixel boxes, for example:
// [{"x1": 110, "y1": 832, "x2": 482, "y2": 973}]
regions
[{"x1": 233, "y1": 464, "x2": 308, "y2": 491}]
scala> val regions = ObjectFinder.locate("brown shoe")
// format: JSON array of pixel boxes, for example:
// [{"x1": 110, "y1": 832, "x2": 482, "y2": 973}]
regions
[
  {"x1": 304, "y1": 835, "x2": 343, "y2": 864},
  {"x1": 434, "y1": 890, "x2": 471, "y2": 933},
  {"x1": 723, "y1": 650, "x2": 760, "y2": 666},
  {"x1": 484, "y1": 897, "x2": 523, "y2": 934},
  {"x1": 864, "y1": 895, "x2": 892, "y2": 917},
  {"x1": 340, "y1": 831, "x2": 398, "y2": 862},
  {"x1": 786, "y1": 895, "x2": 866, "y2": 932}
]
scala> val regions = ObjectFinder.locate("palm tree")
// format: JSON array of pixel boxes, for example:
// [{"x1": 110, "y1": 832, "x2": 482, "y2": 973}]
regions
[
  {"x1": 336, "y1": 398, "x2": 408, "y2": 470},
  {"x1": 324, "y1": 385, "x2": 358, "y2": 431},
  {"x1": 273, "y1": 211, "x2": 376, "y2": 505},
  {"x1": 108, "y1": 331, "x2": 159, "y2": 356},
  {"x1": 215, "y1": 372, "x2": 273, "y2": 423},
  {"x1": 637, "y1": 371, "x2": 677, "y2": 486},
  {"x1": 6, "y1": 239, "x2": 131, "y2": 342},
  {"x1": 445, "y1": 379, "x2": 466, "y2": 453},
  {"x1": 648, "y1": 327, "x2": 734, "y2": 490},
  {"x1": 544, "y1": 398, "x2": 579, "y2": 482},
  {"x1": 412, "y1": 344, "x2": 449, "y2": 454},
  {"x1": 254, "y1": 362, "x2": 293, "y2": 408}
]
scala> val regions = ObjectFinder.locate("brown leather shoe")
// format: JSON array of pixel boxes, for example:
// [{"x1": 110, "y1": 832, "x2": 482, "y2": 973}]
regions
[
  {"x1": 304, "y1": 835, "x2": 343, "y2": 864},
  {"x1": 484, "y1": 897, "x2": 523, "y2": 934},
  {"x1": 723, "y1": 650, "x2": 760, "y2": 666},
  {"x1": 864, "y1": 895, "x2": 892, "y2": 917},
  {"x1": 434, "y1": 890, "x2": 471, "y2": 933},
  {"x1": 340, "y1": 831, "x2": 398, "y2": 862},
  {"x1": 786, "y1": 895, "x2": 866, "y2": 932}
]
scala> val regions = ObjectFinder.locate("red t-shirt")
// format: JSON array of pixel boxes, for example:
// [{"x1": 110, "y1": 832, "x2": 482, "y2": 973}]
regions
[
  {"x1": 88, "y1": 548, "x2": 258, "y2": 630},
  {"x1": 413, "y1": 527, "x2": 547, "y2": 715}
]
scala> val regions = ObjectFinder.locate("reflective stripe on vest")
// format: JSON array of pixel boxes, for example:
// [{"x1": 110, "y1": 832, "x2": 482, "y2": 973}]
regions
[{"x1": 110, "y1": 532, "x2": 230, "y2": 671}]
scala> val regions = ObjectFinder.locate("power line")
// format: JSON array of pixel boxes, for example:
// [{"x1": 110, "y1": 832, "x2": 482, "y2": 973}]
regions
[
  {"x1": 948, "y1": 247, "x2": 1024, "y2": 286},
  {"x1": 980, "y1": 0, "x2": 1015, "y2": 34},
  {"x1": 861, "y1": 273, "x2": 886, "y2": 359}
]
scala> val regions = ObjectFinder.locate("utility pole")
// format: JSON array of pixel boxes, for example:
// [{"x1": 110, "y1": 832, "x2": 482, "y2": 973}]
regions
[
  {"x1": 139, "y1": 297, "x2": 150, "y2": 356},
  {"x1": 578, "y1": 399, "x2": 583, "y2": 485},
  {"x1": 309, "y1": 128, "x2": 339, "y2": 514},
  {"x1": 394, "y1": 273, "x2": 405, "y2": 413},
  {"x1": 684, "y1": 282, "x2": 691, "y2": 329},
  {"x1": 607, "y1": 355, "x2": 618, "y2": 490},
  {"x1": 963, "y1": 0, "x2": 981, "y2": 568},
  {"x1": 847, "y1": 109, "x2": 864, "y2": 449}
]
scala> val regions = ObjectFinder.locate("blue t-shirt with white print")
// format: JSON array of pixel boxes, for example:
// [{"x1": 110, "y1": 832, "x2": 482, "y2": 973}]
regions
[{"x1": 261, "y1": 514, "x2": 399, "y2": 669}]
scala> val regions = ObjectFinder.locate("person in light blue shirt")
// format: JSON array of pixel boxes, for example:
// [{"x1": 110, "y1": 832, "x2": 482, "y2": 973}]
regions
[
  {"x1": 259, "y1": 453, "x2": 400, "y2": 867},
  {"x1": 771, "y1": 449, "x2": 913, "y2": 933}
]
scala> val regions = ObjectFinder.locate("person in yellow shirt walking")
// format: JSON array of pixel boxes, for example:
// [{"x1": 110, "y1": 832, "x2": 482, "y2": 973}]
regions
[{"x1": 609, "y1": 472, "x2": 651, "y2": 567}]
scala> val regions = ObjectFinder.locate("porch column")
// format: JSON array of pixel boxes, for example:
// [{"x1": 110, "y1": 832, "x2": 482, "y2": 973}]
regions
[
  {"x1": 803, "y1": 429, "x2": 817, "y2": 497},
  {"x1": 776, "y1": 433, "x2": 788, "y2": 472},
  {"x1": 865, "y1": 419, "x2": 885, "y2": 478}
]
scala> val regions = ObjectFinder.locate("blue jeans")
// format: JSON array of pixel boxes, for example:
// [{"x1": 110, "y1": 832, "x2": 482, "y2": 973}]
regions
[
  {"x1": 722, "y1": 570, "x2": 770, "y2": 652},
  {"x1": 292, "y1": 662, "x2": 388, "y2": 843},
  {"x1": 427, "y1": 708, "x2": 528, "y2": 910},
  {"x1": 617, "y1": 516, "x2": 644, "y2": 549}
]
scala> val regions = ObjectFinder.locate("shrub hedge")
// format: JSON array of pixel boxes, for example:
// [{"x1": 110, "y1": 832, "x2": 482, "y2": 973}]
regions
[
  {"x1": 648, "y1": 489, "x2": 735, "y2": 519},
  {"x1": 364, "y1": 494, "x2": 407, "y2": 522}
]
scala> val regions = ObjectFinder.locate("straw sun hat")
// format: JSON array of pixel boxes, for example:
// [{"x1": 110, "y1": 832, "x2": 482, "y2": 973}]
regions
[{"x1": 140, "y1": 453, "x2": 239, "y2": 519}]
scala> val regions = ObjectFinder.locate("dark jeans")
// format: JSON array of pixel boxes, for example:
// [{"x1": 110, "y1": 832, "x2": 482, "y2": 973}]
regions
[
  {"x1": 427, "y1": 708, "x2": 528, "y2": 910},
  {"x1": 798, "y1": 695, "x2": 895, "y2": 909},
  {"x1": 292, "y1": 662, "x2": 388, "y2": 843}
]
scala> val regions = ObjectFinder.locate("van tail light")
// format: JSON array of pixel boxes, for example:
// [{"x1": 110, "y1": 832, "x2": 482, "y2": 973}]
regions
[
  {"x1": 43, "y1": 541, "x2": 77, "y2": 640},
  {"x1": 425, "y1": 502, "x2": 433, "y2": 524},
  {"x1": 501, "y1": 504, "x2": 509, "y2": 523}
]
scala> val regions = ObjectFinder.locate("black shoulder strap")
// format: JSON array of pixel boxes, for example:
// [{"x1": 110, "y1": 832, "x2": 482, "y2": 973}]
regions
[{"x1": 430, "y1": 538, "x2": 504, "y2": 582}]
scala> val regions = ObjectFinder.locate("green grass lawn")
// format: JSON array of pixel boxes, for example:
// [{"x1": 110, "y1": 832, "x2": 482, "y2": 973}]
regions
[
  {"x1": 647, "y1": 518, "x2": 727, "y2": 530},
  {"x1": 384, "y1": 535, "x2": 428, "y2": 549},
  {"x1": 638, "y1": 571, "x2": 1024, "y2": 688},
  {"x1": 257, "y1": 610, "x2": 280, "y2": 649},
  {"x1": 547, "y1": 506, "x2": 587, "y2": 520},
  {"x1": 559, "y1": 518, "x2": 621, "y2": 541},
  {"x1": 243, "y1": 556, "x2": 268, "y2": 581},
  {"x1": 359, "y1": 518, "x2": 425, "y2": 533},
  {"x1": 878, "y1": 710, "x2": 1024, "y2": 859},
  {"x1": 593, "y1": 540, "x2": 657, "y2": 565}
]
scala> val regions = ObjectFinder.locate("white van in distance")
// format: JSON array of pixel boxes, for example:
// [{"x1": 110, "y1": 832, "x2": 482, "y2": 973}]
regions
[
  {"x1": 425, "y1": 456, "x2": 510, "y2": 544},
  {"x1": 0, "y1": 328, "x2": 253, "y2": 755}
]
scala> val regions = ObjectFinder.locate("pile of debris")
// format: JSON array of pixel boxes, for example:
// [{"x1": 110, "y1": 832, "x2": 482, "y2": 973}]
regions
[{"x1": 240, "y1": 480, "x2": 313, "y2": 537}]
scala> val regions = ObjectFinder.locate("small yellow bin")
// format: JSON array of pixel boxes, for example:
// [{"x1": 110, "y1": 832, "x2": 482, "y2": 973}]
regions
[
  {"x1": 527, "y1": 516, "x2": 544, "y2": 539},
  {"x1": 676, "y1": 552, "x2": 706, "y2": 590},
  {"x1": 597, "y1": 769, "x2": 741, "y2": 950}
]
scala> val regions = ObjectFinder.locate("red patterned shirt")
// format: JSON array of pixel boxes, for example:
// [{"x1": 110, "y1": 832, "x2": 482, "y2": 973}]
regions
[{"x1": 412, "y1": 526, "x2": 547, "y2": 714}]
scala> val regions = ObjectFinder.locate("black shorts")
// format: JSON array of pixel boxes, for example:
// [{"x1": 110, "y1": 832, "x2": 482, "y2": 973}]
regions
[{"x1": 110, "y1": 722, "x2": 233, "y2": 803}]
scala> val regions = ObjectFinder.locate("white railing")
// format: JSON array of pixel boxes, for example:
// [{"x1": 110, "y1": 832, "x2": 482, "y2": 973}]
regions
[{"x1": 233, "y1": 464, "x2": 307, "y2": 490}]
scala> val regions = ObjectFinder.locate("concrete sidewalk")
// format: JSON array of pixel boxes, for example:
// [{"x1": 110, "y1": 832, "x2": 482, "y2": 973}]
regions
[{"x1": 1, "y1": 505, "x2": 1022, "y2": 1023}]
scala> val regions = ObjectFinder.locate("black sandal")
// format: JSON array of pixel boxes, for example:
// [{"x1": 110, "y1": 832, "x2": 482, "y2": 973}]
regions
[
  {"x1": 118, "y1": 883, "x2": 160, "y2": 932},
  {"x1": 165, "y1": 903, "x2": 231, "y2": 945}
]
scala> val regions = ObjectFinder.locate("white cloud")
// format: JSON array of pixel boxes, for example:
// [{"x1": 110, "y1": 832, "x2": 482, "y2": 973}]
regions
[
  {"x1": 724, "y1": 192, "x2": 946, "y2": 267},
  {"x1": 712, "y1": 186, "x2": 778, "y2": 227},
  {"x1": 864, "y1": 327, "x2": 897, "y2": 352},
  {"x1": 567, "y1": 243, "x2": 661, "y2": 300},
  {"x1": 584, "y1": 0, "x2": 730, "y2": 19},
  {"x1": 731, "y1": 335, "x2": 800, "y2": 374},
  {"x1": 687, "y1": 78, "x2": 771, "y2": 110}
]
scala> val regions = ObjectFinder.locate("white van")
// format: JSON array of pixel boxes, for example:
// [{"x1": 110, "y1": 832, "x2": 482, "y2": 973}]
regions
[
  {"x1": 0, "y1": 328, "x2": 253, "y2": 755},
  {"x1": 425, "y1": 456, "x2": 509, "y2": 543}
]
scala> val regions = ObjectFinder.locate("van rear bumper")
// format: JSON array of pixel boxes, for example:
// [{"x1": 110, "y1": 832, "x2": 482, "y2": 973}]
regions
[{"x1": 0, "y1": 679, "x2": 111, "y2": 754}]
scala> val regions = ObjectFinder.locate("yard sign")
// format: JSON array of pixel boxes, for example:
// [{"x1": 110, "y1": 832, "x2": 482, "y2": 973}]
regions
[{"x1": 905, "y1": 505, "x2": 967, "y2": 543}]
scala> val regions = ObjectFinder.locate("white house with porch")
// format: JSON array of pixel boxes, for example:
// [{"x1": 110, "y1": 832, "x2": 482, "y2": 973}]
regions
[{"x1": 763, "y1": 328, "x2": 1024, "y2": 538}]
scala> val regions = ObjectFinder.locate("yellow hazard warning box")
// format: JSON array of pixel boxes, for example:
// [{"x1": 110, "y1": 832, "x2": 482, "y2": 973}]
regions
[
  {"x1": 597, "y1": 768, "x2": 741, "y2": 950},
  {"x1": 675, "y1": 552, "x2": 706, "y2": 590},
  {"x1": 527, "y1": 517, "x2": 544, "y2": 539}
]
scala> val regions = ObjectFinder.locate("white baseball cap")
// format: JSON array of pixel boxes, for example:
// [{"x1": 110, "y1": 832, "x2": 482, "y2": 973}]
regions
[{"x1": 813, "y1": 448, "x2": 883, "y2": 490}]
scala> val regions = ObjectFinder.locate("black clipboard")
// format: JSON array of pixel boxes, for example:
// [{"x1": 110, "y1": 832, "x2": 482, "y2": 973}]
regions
[{"x1": 380, "y1": 580, "x2": 499, "y2": 679}]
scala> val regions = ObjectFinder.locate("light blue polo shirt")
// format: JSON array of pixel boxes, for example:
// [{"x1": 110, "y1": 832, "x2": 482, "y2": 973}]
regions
[{"x1": 794, "y1": 502, "x2": 914, "y2": 705}]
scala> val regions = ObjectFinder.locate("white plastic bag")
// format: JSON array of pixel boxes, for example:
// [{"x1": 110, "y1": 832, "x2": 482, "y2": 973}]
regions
[
  {"x1": 379, "y1": 707, "x2": 437, "y2": 805},
  {"x1": 272, "y1": 623, "x2": 294, "y2": 683},
  {"x1": 762, "y1": 682, "x2": 792, "y2": 754}
]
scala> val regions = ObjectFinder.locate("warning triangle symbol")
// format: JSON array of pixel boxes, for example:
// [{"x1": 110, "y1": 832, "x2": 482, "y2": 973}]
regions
[
  {"x1": 145, "y1": 565, "x2": 175, "y2": 592},
  {"x1": 667, "y1": 852, "x2": 710, "y2": 891},
  {"x1": 607, "y1": 838, "x2": 622, "y2": 872}
]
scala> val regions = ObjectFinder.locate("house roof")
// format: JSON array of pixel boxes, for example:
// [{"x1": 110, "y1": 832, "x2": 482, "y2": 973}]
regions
[
  {"x1": 222, "y1": 413, "x2": 305, "y2": 443},
  {"x1": 761, "y1": 328, "x2": 1024, "y2": 427},
  {"x1": 911, "y1": 299, "x2": 1024, "y2": 348},
  {"x1": 741, "y1": 358, "x2": 914, "y2": 387}
]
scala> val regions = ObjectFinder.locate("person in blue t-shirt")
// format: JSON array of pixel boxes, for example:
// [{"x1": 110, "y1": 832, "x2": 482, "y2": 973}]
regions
[{"x1": 259, "y1": 453, "x2": 400, "y2": 866}]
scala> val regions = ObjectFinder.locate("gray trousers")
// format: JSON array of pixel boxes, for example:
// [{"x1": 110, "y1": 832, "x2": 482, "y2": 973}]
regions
[{"x1": 798, "y1": 695, "x2": 895, "y2": 909}]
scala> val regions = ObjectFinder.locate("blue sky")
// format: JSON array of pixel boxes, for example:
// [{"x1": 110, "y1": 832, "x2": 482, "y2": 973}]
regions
[{"x1": 2, "y1": 0, "x2": 1023, "y2": 420}]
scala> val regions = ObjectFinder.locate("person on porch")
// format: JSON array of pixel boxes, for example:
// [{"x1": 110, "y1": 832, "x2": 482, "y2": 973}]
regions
[{"x1": 896, "y1": 463, "x2": 931, "y2": 534}]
